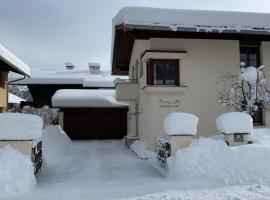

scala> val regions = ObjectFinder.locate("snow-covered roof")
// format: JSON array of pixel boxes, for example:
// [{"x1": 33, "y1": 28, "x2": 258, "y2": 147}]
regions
[
  {"x1": 0, "y1": 44, "x2": 31, "y2": 77},
  {"x1": 113, "y1": 7, "x2": 270, "y2": 34},
  {"x1": 52, "y1": 89, "x2": 128, "y2": 108},
  {"x1": 10, "y1": 67, "x2": 127, "y2": 87},
  {"x1": 8, "y1": 93, "x2": 26, "y2": 104}
]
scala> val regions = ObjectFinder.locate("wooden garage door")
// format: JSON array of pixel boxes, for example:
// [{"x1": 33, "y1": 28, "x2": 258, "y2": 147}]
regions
[{"x1": 62, "y1": 108, "x2": 128, "y2": 140}]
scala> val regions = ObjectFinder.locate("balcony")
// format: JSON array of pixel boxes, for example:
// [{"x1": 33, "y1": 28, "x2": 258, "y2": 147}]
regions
[{"x1": 115, "y1": 79, "x2": 139, "y2": 101}]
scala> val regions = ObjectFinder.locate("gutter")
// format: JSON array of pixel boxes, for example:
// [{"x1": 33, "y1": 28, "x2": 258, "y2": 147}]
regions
[{"x1": 8, "y1": 75, "x2": 26, "y2": 84}]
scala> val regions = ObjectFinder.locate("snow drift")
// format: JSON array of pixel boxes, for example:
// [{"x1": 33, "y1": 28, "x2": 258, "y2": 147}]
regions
[
  {"x1": 164, "y1": 112, "x2": 199, "y2": 135},
  {"x1": 0, "y1": 145, "x2": 36, "y2": 197},
  {"x1": 166, "y1": 131, "x2": 270, "y2": 186},
  {"x1": 130, "y1": 140, "x2": 154, "y2": 159},
  {"x1": 42, "y1": 125, "x2": 71, "y2": 164},
  {"x1": 216, "y1": 112, "x2": 253, "y2": 134},
  {"x1": 0, "y1": 113, "x2": 43, "y2": 140}
]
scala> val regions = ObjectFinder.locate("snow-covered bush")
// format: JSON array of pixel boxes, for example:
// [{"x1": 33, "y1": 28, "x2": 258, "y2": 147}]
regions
[
  {"x1": 164, "y1": 112, "x2": 199, "y2": 136},
  {"x1": 0, "y1": 145, "x2": 36, "y2": 197},
  {"x1": 22, "y1": 105, "x2": 58, "y2": 127},
  {"x1": 216, "y1": 112, "x2": 253, "y2": 134},
  {"x1": 217, "y1": 64, "x2": 270, "y2": 115}
]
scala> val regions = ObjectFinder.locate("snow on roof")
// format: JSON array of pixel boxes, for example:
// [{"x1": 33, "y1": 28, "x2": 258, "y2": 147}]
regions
[
  {"x1": 52, "y1": 89, "x2": 128, "y2": 108},
  {"x1": 10, "y1": 67, "x2": 127, "y2": 87},
  {"x1": 8, "y1": 93, "x2": 26, "y2": 104},
  {"x1": 0, "y1": 113, "x2": 43, "y2": 140},
  {"x1": 0, "y1": 44, "x2": 31, "y2": 77},
  {"x1": 216, "y1": 112, "x2": 253, "y2": 134},
  {"x1": 113, "y1": 7, "x2": 270, "y2": 33}
]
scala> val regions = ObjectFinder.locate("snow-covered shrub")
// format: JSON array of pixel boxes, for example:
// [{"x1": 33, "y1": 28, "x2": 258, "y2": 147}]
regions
[
  {"x1": 164, "y1": 112, "x2": 199, "y2": 136},
  {"x1": 22, "y1": 105, "x2": 58, "y2": 127},
  {"x1": 217, "y1": 64, "x2": 270, "y2": 115},
  {"x1": 216, "y1": 112, "x2": 253, "y2": 134},
  {"x1": 0, "y1": 145, "x2": 36, "y2": 197}
]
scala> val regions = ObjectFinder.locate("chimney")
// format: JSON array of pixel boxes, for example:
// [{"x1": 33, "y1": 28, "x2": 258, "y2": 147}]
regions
[
  {"x1": 88, "y1": 63, "x2": 101, "y2": 74},
  {"x1": 65, "y1": 62, "x2": 75, "y2": 70}
]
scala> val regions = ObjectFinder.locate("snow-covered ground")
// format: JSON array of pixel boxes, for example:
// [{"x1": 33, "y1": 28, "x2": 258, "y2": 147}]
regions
[{"x1": 2, "y1": 126, "x2": 270, "y2": 200}]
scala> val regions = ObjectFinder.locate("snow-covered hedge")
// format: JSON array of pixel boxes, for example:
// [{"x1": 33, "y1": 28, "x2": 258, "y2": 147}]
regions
[
  {"x1": 216, "y1": 112, "x2": 253, "y2": 134},
  {"x1": 164, "y1": 112, "x2": 199, "y2": 136},
  {"x1": 0, "y1": 145, "x2": 36, "y2": 197},
  {"x1": 23, "y1": 105, "x2": 58, "y2": 127},
  {"x1": 0, "y1": 113, "x2": 43, "y2": 140}
]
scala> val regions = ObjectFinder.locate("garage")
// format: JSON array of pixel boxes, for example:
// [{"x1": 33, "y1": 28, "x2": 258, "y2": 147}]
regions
[{"x1": 52, "y1": 89, "x2": 128, "y2": 140}]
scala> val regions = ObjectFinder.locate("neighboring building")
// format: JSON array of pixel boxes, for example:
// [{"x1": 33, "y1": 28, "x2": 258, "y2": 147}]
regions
[
  {"x1": 111, "y1": 7, "x2": 270, "y2": 150},
  {"x1": 11, "y1": 63, "x2": 126, "y2": 107},
  {"x1": 0, "y1": 44, "x2": 31, "y2": 112}
]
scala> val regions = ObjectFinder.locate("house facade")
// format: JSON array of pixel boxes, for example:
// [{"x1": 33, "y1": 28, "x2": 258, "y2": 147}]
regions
[
  {"x1": 112, "y1": 7, "x2": 270, "y2": 150},
  {"x1": 0, "y1": 45, "x2": 30, "y2": 112}
]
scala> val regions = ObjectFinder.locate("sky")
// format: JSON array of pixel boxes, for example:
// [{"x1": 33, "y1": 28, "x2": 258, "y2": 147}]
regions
[{"x1": 0, "y1": 0, "x2": 270, "y2": 71}]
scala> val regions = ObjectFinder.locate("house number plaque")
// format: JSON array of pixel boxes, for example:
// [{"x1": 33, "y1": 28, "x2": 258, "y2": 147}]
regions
[{"x1": 159, "y1": 99, "x2": 180, "y2": 108}]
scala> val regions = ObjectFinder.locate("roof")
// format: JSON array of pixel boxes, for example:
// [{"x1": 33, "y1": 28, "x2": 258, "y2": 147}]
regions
[
  {"x1": 10, "y1": 67, "x2": 127, "y2": 87},
  {"x1": 0, "y1": 44, "x2": 31, "y2": 77},
  {"x1": 111, "y1": 7, "x2": 270, "y2": 75},
  {"x1": 8, "y1": 93, "x2": 26, "y2": 104},
  {"x1": 52, "y1": 89, "x2": 128, "y2": 108}
]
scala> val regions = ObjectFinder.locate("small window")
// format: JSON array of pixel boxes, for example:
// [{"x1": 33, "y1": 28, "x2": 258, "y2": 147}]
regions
[
  {"x1": 240, "y1": 46, "x2": 260, "y2": 68},
  {"x1": 147, "y1": 59, "x2": 179, "y2": 86}
]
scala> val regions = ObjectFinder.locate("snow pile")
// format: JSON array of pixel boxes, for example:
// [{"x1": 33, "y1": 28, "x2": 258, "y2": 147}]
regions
[
  {"x1": 130, "y1": 140, "x2": 154, "y2": 159},
  {"x1": 42, "y1": 125, "x2": 71, "y2": 164},
  {"x1": 0, "y1": 44, "x2": 31, "y2": 76},
  {"x1": 164, "y1": 112, "x2": 199, "y2": 136},
  {"x1": 52, "y1": 89, "x2": 128, "y2": 108},
  {"x1": 216, "y1": 112, "x2": 253, "y2": 134},
  {"x1": 0, "y1": 145, "x2": 36, "y2": 197},
  {"x1": 239, "y1": 66, "x2": 258, "y2": 84},
  {"x1": 0, "y1": 113, "x2": 43, "y2": 140},
  {"x1": 166, "y1": 136, "x2": 270, "y2": 186}
]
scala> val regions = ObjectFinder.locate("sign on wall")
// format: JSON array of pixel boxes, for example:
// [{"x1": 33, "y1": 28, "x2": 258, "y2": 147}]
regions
[{"x1": 158, "y1": 99, "x2": 180, "y2": 108}]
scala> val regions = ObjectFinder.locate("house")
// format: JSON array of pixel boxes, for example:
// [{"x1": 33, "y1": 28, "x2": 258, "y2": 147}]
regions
[
  {"x1": 0, "y1": 44, "x2": 31, "y2": 112},
  {"x1": 11, "y1": 62, "x2": 126, "y2": 107},
  {"x1": 111, "y1": 7, "x2": 270, "y2": 151}
]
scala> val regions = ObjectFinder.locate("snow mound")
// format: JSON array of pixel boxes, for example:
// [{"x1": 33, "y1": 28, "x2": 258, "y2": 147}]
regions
[
  {"x1": 130, "y1": 140, "x2": 154, "y2": 159},
  {"x1": 0, "y1": 113, "x2": 43, "y2": 140},
  {"x1": 216, "y1": 112, "x2": 253, "y2": 134},
  {"x1": 0, "y1": 145, "x2": 36, "y2": 197},
  {"x1": 167, "y1": 137, "x2": 270, "y2": 186},
  {"x1": 42, "y1": 125, "x2": 71, "y2": 164},
  {"x1": 164, "y1": 112, "x2": 199, "y2": 136},
  {"x1": 239, "y1": 66, "x2": 258, "y2": 83}
]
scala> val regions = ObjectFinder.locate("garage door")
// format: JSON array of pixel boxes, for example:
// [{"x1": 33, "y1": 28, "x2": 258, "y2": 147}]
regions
[{"x1": 62, "y1": 108, "x2": 128, "y2": 140}]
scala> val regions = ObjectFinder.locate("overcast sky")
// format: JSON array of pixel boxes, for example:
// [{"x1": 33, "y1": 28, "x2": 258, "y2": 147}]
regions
[{"x1": 0, "y1": 0, "x2": 270, "y2": 71}]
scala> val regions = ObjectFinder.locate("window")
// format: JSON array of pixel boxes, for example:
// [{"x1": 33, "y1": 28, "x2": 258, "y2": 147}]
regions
[
  {"x1": 147, "y1": 59, "x2": 179, "y2": 86},
  {"x1": 240, "y1": 46, "x2": 260, "y2": 68},
  {"x1": 240, "y1": 44, "x2": 263, "y2": 125}
]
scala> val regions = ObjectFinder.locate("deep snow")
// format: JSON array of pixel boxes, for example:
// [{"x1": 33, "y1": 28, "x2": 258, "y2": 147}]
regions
[{"x1": 3, "y1": 126, "x2": 270, "y2": 200}]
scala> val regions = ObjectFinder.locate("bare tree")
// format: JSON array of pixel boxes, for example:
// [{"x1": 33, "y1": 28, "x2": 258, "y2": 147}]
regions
[{"x1": 217, "y1": 63, "x2": 270, "y2": 115}]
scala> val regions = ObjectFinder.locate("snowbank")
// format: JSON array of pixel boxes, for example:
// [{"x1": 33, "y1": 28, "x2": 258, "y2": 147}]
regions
[
  {"x1": 164, "y1": 112, "x2": 199, "y2": 136},
  {"x1": 52, "y1": 89, "x2": 128, "y2": 108},
  {"x1": 130, "y1": 140, "x2": 154, "y2": 159},
  {"x1": 0, "y1": 113, "x2": 43, "y2": 140},
  {"x1": 0, "y1": 145, "x2": 36, "y2": 197},
  {"x1": 42, "y1": 125, "x2": 71, "y2": 164},
  {"x1": 216, "y1": 112, "x2": 253, "y2": 134},
  {"x1": 0, "y1": 44, "x2": 31, "y2": 76},
  {"x1": 166, "y1": 133, "x2": 270, "y2": 186}
]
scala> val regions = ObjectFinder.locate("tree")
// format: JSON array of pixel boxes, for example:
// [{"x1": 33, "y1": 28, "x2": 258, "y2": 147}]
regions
[{"x1": 217, "y1": 63, "x2": 270, "y2": 115}]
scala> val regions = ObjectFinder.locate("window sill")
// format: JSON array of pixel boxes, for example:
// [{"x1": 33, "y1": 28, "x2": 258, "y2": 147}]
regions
[{"x1": 142, "y1": 86, "x2": 187, "y2": 95}]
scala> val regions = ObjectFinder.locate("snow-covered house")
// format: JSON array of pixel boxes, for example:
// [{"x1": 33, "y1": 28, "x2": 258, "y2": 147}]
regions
[
  {"x1": 0, "y1": 44, "x2": 30, "y2": 112},
  {"x1": 111, "y1": 7, "x2": 270, "y2": 150},
  {"x1": 11, "y1": 63, "x2": 126, "y2": 107}
]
